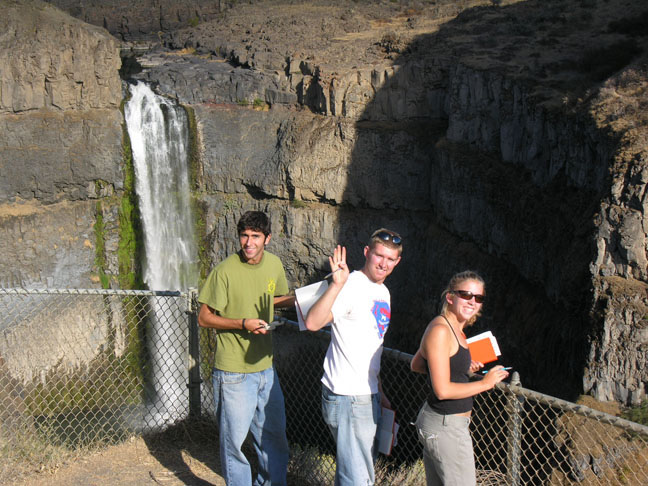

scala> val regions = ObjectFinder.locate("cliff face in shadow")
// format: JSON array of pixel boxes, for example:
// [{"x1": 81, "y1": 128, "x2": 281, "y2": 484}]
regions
[{"x1": 3, "y1": 0, "x2": 647, "y2": 404}]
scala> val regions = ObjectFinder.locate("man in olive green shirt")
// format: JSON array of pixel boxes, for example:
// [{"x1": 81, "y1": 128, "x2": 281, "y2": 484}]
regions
[{"x1": 198, "y1": 211, "x2": 294, "y2": 486}]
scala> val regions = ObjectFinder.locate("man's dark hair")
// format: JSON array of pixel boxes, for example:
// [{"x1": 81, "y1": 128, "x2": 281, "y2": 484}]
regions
[{"x1": 237, "y1": 211, "x2": 271, "y2": 236}]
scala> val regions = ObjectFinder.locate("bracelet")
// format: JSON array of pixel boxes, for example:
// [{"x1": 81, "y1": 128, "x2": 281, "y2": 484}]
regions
[{"x1": 241, "y1": 318, "x2": 246, "y2": 330}]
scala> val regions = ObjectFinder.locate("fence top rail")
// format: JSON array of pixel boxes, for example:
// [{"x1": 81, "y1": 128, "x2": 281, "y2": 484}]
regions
[
  {"x1": 509, "y1": 385, "x2": 648, "y2": 437},
  {"x1": 0, "y1": 288, "x2": 187, "y2": 297}
]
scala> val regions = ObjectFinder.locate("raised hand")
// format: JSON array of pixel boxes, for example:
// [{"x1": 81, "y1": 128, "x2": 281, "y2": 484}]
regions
[{"x1": 328, "y1": 245, "x2": 350, "y2": 285}]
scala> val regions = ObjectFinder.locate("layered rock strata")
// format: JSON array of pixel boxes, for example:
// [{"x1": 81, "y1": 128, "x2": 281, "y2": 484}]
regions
[
  {"x1": 0, "y1": 0, "x2": 123, "y2": 288},
  {"x1": 130, "y1": 0, "x2": 648, "y2": 402},
  {"x1": 2, "y1": 0, "x2": 647, "y2": 404}
]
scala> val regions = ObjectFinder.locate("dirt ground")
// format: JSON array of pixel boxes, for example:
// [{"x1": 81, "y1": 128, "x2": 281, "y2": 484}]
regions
[{"x1": 12, "y1": 437, "x2": 226, "y2": 486}]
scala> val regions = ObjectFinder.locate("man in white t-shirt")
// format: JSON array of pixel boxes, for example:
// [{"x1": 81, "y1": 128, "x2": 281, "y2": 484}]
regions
[{"x1": 305, "y1": 228, "x2": 403, "y2": 486}]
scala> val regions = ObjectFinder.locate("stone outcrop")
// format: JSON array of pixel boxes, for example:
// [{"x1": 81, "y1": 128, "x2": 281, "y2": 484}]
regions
[
  {"x1": 0, "y1": 200, "x2": 100, "y2": 288},
  {"x1": 46, "y1": 0, "x2": 226, "y2": 41},
  {"x1": 0, "y1": 0, "x2": 123, "y2": 287},
  {"x1": 1, "y1": 1, "x2": 121, "y2": 112},
  {"x1": 585, "y1": 277, "x2": 648, "y2": 404},
  {"x1": 1, "y1": 0, "x2": 647, "y2": 404}
]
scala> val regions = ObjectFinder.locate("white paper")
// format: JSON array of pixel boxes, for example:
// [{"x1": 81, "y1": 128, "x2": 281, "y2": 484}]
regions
[
  {"x1": 466, "y1": 331, "x2": 501, "y2": 356},
  {"x1": 294, "y1": 280, "x2": 329, "y2": 331},
  {"x1": 378, "y1": 406, "x2": 398, "y2": 455}
]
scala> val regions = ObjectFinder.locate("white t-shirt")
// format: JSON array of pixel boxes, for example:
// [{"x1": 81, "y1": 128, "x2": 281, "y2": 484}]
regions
[{"x1": 321, "y1": 270, "x2": 391, "y2": 395}]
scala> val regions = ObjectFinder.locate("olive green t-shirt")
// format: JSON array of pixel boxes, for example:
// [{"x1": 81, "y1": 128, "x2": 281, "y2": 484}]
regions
[{"x1": 198, "y1": 251, "x2": 289, "y2": 373}]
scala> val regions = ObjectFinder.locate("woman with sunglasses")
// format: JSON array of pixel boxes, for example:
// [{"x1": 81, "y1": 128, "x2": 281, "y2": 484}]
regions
[{"x1": 410, "y1": 271, "x2": 509, "y2": 486}]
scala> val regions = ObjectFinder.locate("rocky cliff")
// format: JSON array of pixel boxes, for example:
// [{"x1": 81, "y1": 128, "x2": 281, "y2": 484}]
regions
[
  {"x1": 2, "y1": 0, "x2": 647, "y2": 404},
  {"x1": 0, "y1": 0, "x2": 123, "y2": 288}
]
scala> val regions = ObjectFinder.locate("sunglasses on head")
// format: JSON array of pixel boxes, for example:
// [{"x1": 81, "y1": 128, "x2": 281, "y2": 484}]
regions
[
  {"x1": 373, "y1": 231, "x2": 402, "y2": 246},
  {"x1": 451, "y1": 289, "x2": 485, "y2": 304}
]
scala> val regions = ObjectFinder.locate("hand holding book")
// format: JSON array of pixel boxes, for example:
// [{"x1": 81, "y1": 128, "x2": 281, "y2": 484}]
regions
[
  {"x1": 466, "y1": 331, "x2": 501, "y2": 364},
  {"x1": 466, "y1": 331, "x2": 512, "y2": 377}
]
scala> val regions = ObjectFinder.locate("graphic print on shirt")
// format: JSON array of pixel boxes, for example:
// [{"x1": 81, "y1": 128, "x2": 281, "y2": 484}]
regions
[
  {"x1": 371, "y1": 300, "x2": 391, "y2": 338},
  {"x1": 267, "y1": 279, "x2": 276, "y2": 294}
]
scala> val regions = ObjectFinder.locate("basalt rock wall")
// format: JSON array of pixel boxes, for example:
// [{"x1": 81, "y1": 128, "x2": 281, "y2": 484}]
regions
[
  {"x1": 44, "y1": 0, "x2": 227, "y2": 41},
  {"x1": 133, "y1": 50, "x2": 597, "y2": 397},
  {"x1": 130, "y1": 0, "x2": 647, "y2": 402},
  {"x1": 0, "y1": 0, "x2": 123, "y2": 288},
  {"x1": 1, "y1": 0, "x2": 647, "y2": 404}
]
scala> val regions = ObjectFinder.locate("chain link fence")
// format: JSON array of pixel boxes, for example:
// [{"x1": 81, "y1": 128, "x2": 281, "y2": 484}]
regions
[{"x1": 1, "y1": 288, "x2": 647, "y2": 485}]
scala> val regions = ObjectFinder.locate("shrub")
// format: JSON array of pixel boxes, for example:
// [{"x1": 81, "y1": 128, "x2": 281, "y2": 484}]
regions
[{"x1": 622, "y1": 400, "x2": 648, "y2": 426}]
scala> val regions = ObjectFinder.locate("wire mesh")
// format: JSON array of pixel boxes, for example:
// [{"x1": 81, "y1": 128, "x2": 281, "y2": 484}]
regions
[
  {"x1": 0, "y1": 288, "x2": 191, "y2": 481},
  {"x1": 1, "y1": 288, "x2": 647, "y2": 486}
]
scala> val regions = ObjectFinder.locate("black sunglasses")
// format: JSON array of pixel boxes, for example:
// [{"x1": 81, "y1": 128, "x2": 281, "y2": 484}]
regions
[
  {"x1": 452, "y1": 289, "x2": 485, "y2": 304},
  {"x1": 373, "y1": 231, "x2": 402, "y2": 245}
]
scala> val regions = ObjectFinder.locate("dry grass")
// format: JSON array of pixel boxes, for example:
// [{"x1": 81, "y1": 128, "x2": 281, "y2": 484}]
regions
[
  {"x1": 374, "y1": 457, "x2": 427, "y2": 486},
  {"x1": 1, "y1": 424, "x2": 104, "y2": 484}
]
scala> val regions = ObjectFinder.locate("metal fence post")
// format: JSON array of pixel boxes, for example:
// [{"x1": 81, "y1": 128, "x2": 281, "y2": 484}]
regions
[
  {"x1": 506, "y1": 371, "x2": 523, "y2": 486},
  {"x1": 187, "y1": 288, "x2": 202, "y2": 419}
]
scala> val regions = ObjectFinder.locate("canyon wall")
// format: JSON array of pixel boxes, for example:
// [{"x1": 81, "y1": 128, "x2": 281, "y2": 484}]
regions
[
  {"x1": 0, "y1": 0, "x2": 124, "y2": 289},
  {"x1": 44, "y1": 0, "x2": 227, "y2": 41},
  {"x1": 2, "y1": 0, "x2": 647, "y2": 404}
]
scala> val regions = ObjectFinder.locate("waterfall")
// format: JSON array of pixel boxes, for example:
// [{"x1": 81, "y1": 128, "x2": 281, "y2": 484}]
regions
[
  {"x1": 124, "y1": 81, "x2": 198, "y2": 291},
  {"x1": 124, "y1": 81, "x2": 198, "y2": 427}
]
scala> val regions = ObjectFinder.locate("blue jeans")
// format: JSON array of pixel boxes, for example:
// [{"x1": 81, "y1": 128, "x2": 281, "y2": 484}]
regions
[
  {"x1": 212, "y1": 367, "x2": 289, "y2": 486},
  {"x1": 321, "y1": 384, "x2": 381, "y2": 486}
]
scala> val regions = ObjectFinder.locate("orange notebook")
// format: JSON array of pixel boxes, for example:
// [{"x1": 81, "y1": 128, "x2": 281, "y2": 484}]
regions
[{"x1": 466, "y1": 331, "x2": 501, "y2": 364}]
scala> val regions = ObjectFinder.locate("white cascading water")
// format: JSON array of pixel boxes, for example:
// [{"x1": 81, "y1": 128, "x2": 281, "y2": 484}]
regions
[{"x1": 124, "y1": 81, "x2": 199, "y2": 427}]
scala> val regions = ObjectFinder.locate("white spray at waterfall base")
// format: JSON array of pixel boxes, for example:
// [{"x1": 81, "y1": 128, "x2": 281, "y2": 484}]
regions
[{"x1": 125, "y1": 81, "x2": 199, "y2": 428}]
